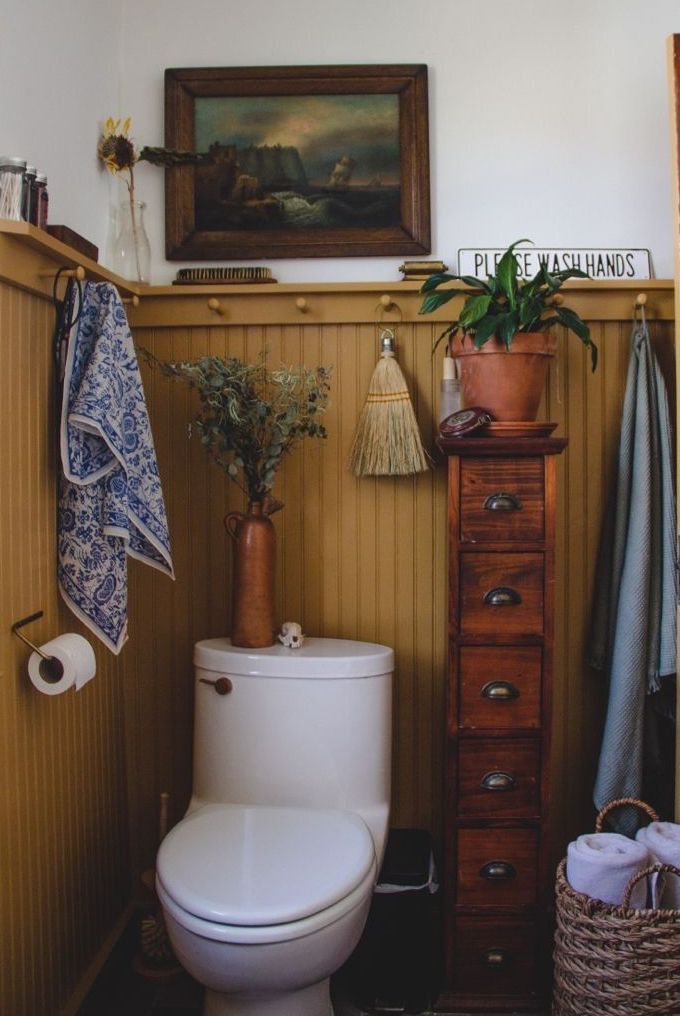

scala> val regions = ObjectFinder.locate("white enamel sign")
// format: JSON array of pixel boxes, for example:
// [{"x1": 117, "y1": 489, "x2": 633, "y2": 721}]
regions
[{"x1": 457, "y1": 248, "x2": 652, "y2": 280}]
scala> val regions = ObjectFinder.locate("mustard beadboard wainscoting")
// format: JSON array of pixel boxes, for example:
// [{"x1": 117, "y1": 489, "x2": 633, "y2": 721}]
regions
[
  {"x1": 0, "y1": 281, "x2": 131, "y2": 1016},
  {"x1": 129, "y1": 286, "x2": 676, "y2": 884},
  {"x1": 0, "y1": 224, "x2": 675, "y2": 1014}
]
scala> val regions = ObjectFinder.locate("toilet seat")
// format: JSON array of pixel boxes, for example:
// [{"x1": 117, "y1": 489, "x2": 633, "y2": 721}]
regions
[
  {"x1": 156, "y1": 802, "x2": 376, "y2": 938},
  {"x1": 157, "y1": 861, "x2": 376, "y2": 946}
]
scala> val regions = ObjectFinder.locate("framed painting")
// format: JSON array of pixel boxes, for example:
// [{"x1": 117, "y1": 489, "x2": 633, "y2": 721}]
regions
[{"x1": 164, "y1": 64, "x2": 430, "y2": 260}]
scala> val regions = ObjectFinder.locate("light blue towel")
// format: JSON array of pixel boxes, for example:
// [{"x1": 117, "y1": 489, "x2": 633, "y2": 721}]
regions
[
  {"x1": 591, "y1": 312, "x2": 676, "y2": 827},
  {"x1": 58, "y1": 282, "x2": 174, "y2": 654}
]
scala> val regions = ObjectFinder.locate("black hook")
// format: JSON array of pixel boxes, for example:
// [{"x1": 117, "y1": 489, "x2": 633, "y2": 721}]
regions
[{"x1": 52, "y1": 268, "x2": 83, "y2": 377}]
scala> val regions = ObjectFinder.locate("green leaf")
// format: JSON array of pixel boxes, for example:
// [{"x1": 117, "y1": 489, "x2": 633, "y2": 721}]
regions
[
  {"x1": 495, "y1": 247, "x2": 519, "y2": 306},
  {"x1": 538, "y1": 314, "x2": 559, "y2": 330},
  {"x1": 551, "y1": 268, "x2": 591, "y2": 283},
  {"x1": 419, "y1": 272, "x2": 459, "y2": 293},
  {"x1": 518, "y1": 296, "x2": 543, "y2": 330},
  {"x1": 472, "y1": 314, "x2": 504, "y2": 347},
  {"x1": 493, "y1": 239, "x2": 532, "y2": 303},
  {"x1": 459, "y1": 293, "x2": 492, "y2": 327},
  {"x1": 497, "y1": 311, "x2": 520, "y2": 348},
  {"x1": 589, "y1": 343, "x2": 598, "y2": 371},
  {"x1": 485, "y1": 275, "x2": 501, "y2": 297},
  {"x1": 458, "y1": 276, "x2": 493, "y2": 294},
  {"x1": 432, "y1": 323, "x2": 458, "y2": 355},
  {"x1": 556, "y1": 307, "x2": 598, "y2": 370},
  {"x1": 418, "y1": 289, "x2": 462, "y2": 314},
  {"x1": 555, "y1": 306, "x2": 590, "y2": 341},
  {"x1": 538, "y1": 264, "x2": 559, "y2": 292}
]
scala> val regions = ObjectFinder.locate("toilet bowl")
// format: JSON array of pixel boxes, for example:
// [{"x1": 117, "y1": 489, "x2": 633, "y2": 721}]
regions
[
  {"x1": 157, "y1": 804, "x2": 376, "y2": 1015},
  {"x1": 156, "y1": 638, "x2": 393, "y2": 1016}
]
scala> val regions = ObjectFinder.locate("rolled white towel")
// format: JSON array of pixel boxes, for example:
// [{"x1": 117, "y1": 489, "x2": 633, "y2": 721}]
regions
[
  {"x1": 566, "y1": 833, "x2": 651, "y2": 906},
  {"x1": 636, "y1": 823, "x2": 680, "y2": 907}
]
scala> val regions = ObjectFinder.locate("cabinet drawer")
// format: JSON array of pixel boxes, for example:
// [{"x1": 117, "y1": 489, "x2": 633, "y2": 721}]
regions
[
  {"x1": 460, "y1": 457, "x2": 544, "y2": 544},
  {"x1": 452, "y1": 915, "x2": 540, "y2": 997},
  {"x1": 457, "y1": 827, "x2": 538, "y2": 906},
  {"x1": 459, "y1": 646, "x2": 542, "y2": 729},
  {"x1": 458, "y1": 739, "x2": 540, "y2": 818},
  {"x1": 459, "y1": 553, "x2": 544, "y2": 636}
]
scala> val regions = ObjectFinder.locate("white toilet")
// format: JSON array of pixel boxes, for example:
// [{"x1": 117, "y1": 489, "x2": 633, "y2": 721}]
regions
[{"x1": 156, "y1": 636, "x2": 393, "y2": 1016}]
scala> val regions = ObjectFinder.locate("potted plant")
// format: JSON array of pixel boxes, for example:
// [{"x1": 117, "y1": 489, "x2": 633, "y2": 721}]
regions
[
  {"x1": 143, "y1": 351, "x2": 331, "y2": 647},
  {"x1": 418, "y1": 239, "x2": 598, "y2": 422}
]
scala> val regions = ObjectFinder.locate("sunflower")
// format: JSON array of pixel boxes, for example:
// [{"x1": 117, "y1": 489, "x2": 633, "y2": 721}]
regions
[{"x1": 97, "y1": 117, "x2": 138, "y2": 174}]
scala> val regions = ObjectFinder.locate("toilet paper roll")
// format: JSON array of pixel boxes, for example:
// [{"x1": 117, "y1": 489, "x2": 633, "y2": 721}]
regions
[{"x1": 28, "y1": 633, "x2": 96, "y2": 695}]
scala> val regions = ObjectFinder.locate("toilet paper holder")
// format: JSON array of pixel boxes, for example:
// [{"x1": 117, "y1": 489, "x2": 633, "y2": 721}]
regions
[{"x1": 12, "y1": 610, "x2": 64, "y2": 680}]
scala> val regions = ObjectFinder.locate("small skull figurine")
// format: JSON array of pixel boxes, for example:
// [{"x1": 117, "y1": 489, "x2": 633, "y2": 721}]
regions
[{"x1": 278, "y1": 621, "x2": 305, "y2": 649}]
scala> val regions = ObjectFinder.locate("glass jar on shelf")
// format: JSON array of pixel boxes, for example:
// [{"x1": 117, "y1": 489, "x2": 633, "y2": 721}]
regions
[
  {"x1": 0, "y1": 157, "x2": 27, "y2": 220},
  {"x1": 114, "y1": 198, "x2": 150, "y2": 283}
]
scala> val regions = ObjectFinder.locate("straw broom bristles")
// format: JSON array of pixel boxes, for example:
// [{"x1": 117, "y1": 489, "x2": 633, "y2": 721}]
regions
[{"x1": 349, "y1": 332, "x2": 429, "y2": 477}]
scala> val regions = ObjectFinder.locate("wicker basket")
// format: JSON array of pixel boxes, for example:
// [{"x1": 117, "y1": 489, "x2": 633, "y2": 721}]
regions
[{"x1": 552, "y1": 798, "x2": 680, "y2": 1016}]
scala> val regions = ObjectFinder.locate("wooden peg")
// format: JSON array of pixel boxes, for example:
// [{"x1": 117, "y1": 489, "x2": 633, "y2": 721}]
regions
[
  {"x1": 43, "y1": 264, "x2": 86, "y2": 280},
  {"x1": 123, "y1": 294, "x2": 140, "y2": 307},
  {"x1": 380, "y1": 294, "x2": 393, "y2": 309},
  {"x1": 636, "y1": 292, "x2": 647, "y2": 307},
  {"x1": 208, "y1": 297, "x2": 225, "y2": 316},
  {"x1": 295, "y1": 297, "x2": 308, "y2": 312}
]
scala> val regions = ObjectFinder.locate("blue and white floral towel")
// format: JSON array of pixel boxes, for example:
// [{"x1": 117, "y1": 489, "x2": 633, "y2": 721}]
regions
[{"x1": 58, "y1": 281, "x2": 174, "y2": 654}]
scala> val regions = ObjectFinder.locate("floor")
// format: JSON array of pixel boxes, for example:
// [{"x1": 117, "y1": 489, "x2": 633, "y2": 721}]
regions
[{"x1": 76, "y1": 910, "x2": 549, "y2": 1016}]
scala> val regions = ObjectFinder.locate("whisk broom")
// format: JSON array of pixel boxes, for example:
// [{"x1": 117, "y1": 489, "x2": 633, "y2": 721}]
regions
[{"x1": 349, "y1": 329, "x2": 429, "y2": 477}]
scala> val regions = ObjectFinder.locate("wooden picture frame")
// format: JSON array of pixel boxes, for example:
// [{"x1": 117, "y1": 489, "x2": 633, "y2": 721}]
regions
[{"x1": 164, "y1": 64, "x2": 430, "y2": 260}]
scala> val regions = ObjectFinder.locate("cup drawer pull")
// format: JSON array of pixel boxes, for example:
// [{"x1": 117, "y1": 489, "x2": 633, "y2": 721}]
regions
[
  {"x1": 483, "y1": 492, "x2": 522, "y2": 512},
  {"x1": 480, "y1": 860, "x2": 516, "y2": 881},
  {"x1": 484, "y1": 947, "x2": 509, "y2": 967},
  {"x1": 483, "y1": 586, "x2": 522, "y2": 606},
  {"x1": 481, "y1": 770, "x2": 517, "y2": 792},
  {"x1": 481, "y1": 680, "x2": 520, "y2": 701}
]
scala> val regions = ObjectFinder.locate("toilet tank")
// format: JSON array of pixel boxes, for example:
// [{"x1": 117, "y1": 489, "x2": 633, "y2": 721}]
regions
[{"x1": 191, "y1": 637, "x2": 393, "y2": 857}]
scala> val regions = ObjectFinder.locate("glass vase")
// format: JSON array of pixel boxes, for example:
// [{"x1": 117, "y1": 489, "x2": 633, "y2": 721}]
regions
[{"x1": 114, "y1": 198, "x2": 150, "y2": 283}]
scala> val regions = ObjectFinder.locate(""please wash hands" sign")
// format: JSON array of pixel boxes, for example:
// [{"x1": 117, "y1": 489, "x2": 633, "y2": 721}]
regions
[{"x1": 458, "y1": 248, "x2": 652, "y2": 280}]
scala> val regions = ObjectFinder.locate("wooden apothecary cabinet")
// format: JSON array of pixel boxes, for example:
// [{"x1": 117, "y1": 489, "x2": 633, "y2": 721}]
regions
[{"x1": 435, "y1": 435, "x2": 567, "y2": 1012}]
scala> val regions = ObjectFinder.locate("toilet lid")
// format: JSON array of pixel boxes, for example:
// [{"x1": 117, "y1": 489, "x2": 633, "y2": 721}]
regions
[{"x1": 156, "y1": 803, "x2": 376, "y2": 927}]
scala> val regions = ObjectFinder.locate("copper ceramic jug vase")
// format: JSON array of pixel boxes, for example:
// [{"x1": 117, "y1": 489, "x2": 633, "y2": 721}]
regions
[{"x1": 224, "y1": 501, "x2": 276, "y2": 648}]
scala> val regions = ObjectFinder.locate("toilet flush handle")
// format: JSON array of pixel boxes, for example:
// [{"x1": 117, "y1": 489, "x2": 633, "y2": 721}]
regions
[{"x1": 199, "y1": 677, "x2": 233, "y2": 695}]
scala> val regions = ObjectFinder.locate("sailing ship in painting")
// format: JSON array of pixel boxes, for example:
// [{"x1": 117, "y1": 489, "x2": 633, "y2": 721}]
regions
[{"x1": 193, "y1": 141, "x2": 400, "y2": 231}]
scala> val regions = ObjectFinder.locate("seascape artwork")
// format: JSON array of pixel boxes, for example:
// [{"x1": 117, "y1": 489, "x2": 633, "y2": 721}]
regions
[{"x1": 193, "y1": 94, "x2": 401, "y2": 232}]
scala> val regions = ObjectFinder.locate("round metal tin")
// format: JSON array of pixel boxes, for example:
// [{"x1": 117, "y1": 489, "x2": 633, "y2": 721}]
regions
[{"x1": 439, "y1": 407, "x2": 493, "y2": 437}]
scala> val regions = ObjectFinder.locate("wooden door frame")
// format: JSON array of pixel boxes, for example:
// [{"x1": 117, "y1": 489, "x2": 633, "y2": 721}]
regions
[{"x1": 666, "y1": 34, "x2": 680, "y2": 818}]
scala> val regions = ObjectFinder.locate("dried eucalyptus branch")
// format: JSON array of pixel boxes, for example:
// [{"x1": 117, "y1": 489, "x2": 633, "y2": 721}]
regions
[{"x1": 141, "y1": 350, "x2": 332, "y2": 509}]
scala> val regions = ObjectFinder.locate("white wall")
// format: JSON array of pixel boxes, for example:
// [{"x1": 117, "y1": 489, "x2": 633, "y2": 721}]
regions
[
  {"x1": 0, "y1": 1, "x2": 122, "y2": 253},
  {"x1": 4, "y1": 1, "x2": 679, "y2": 282}
]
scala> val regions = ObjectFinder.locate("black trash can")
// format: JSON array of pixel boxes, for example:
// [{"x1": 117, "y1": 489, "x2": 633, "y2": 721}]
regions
[{"x1": 342, "y1": 828, "x2": 440, "y2": 1014}]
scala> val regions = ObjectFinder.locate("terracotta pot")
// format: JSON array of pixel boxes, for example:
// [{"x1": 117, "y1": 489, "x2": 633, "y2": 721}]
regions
[
  {"x1": 451, "y1": 331, "x2": 558, "y2": 422},
  {"x1": 224, "y1": 501, "x2": 276, "y2": 648}
]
